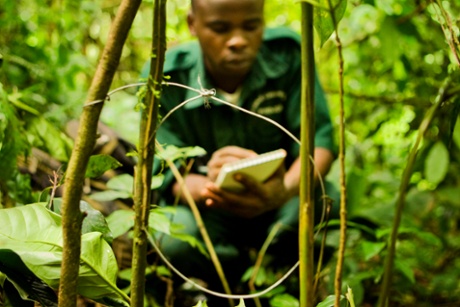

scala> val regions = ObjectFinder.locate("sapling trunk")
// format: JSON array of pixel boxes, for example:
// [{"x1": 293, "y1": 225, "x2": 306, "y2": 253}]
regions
[
  {"x1": 130, "y1": 0, "x2": 166, "y2": 306},
  {"x1": 377, "y1": 76, "x2": 455, "y2": 307},
  {"x1": 299, "y1": 3, "x2": 316, "y2": 307},
  {"x1": 324, "y1": 0, "x2": 348, "y2": 306},
  {"x1": 58, "y1": 1, "x2": 141, "y2": 306}
]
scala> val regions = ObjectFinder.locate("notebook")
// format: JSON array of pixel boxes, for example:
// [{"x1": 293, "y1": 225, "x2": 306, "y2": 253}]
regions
[{"x1": 214, "y1": 148, "x2": 287, "y2": 192}]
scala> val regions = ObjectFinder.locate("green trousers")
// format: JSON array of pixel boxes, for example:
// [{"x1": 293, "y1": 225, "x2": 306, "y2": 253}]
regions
[{"x1": 154, "y1": 181, "x2": 340, "y2": 292}]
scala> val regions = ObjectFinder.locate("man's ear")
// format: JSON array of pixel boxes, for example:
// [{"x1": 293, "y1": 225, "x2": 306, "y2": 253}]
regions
[{"x1": 187, "y1": 11, "x2": 196, "y2": 36}]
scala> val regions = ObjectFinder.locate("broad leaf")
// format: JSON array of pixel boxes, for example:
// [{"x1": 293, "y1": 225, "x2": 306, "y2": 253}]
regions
[
  {"x1": 53, "y1": 199, "x2": 114, "y2": 244},
  {"x1": 313, "y1": 0, "x2": 348, "y2": 47},
  {"x1": 86, "y1": 154, "x2": 122, "y2": 178},
  {"x1": 424, "y1": 141, "x2": 449, "y2": 186},
  {"x1": 0, "y1": 249, "x2": 58, "y2": 306},
  {"x1": 106, "y1": 207, "x2": 174, "y2": 238},
  {"x1": 106, "y1": 209, "x2": 136, "y2": 239},
  {"x1": 107, "y1": 173, "x2": 134, "y2": 192},
  {"x1": 0, "y1": 203, "x2": 130, "y2": 306}
]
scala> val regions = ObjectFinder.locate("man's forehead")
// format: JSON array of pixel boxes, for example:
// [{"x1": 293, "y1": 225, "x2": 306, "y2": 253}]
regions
[{"x1": 192, "y1": 0, "x2": 264, "y2": 12}]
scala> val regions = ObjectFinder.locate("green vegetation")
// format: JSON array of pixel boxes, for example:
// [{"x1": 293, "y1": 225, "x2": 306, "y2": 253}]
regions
[{"x1": 0, "y1": 0, "x2": 459, "y2": 306}]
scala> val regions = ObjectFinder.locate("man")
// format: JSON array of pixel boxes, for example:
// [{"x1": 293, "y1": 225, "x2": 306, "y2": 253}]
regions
[{"x1": 146, "y1": 0, "x2": 337, "y2": 304}]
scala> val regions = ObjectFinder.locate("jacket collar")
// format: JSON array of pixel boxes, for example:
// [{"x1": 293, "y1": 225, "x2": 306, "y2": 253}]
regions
[{"x1": 183, "y1": 38, "x2": 290, "y2": 109}]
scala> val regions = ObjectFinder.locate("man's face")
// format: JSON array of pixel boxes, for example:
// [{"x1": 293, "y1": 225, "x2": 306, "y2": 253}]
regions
[{"x1": 188, "y1": 0, "x2": 264, "y2": 82}]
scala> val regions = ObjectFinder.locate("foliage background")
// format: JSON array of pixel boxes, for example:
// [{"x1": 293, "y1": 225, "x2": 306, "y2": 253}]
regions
[{"x1": 0, "y1": 0, "x2": 459, "y2": 305}]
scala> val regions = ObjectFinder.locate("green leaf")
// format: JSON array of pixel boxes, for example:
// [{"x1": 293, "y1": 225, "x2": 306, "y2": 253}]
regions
[
  {"x1": 90, "y1": 190, "x2": 133, "y2": 202},
  {"x1": 0, "y1": 203, "x2": 130, "y2": 306},
  {"x1": 270, "y1": 293, "x2": 299, "y2": 307},
  {"x1": 0, "y1": 249, "x2": 58, "y2": 306},
  {"x1": 157, "y1": 145, "x2": 207, "y2": 162},
  {"x1": 26, "y1": 117, "x2": 74, "y2": 162},
  {"x1": 395, "y1": 258, "x2": 415, "y2": 284},
  {"x1": 85, "y1": 154, "x2": 122, "y2": 178},
  {"x1": 106, "y1": 207, "x2": 176, "y2": 239},
  {"x1": 106, "y1": 174, "x2": 134, "y2": 192},
  {"x1": 453, "y1": 115, "x2": 460, "y2": 149},
  {"x1": 361, "y1": 241, "x2": 386, "y2": 261},
  {"x1": 314, "y1": 0, "x2": 348, "y2": 47},
  {"x1": 52, "y1": 199, "x2": 114, "y2": 244},
  {"x1": 148, "y1": 208, "x2": 174, "y2": 235},
  {"x1": 151, "y1": 174, "x2": 165, "y2": 189},
  {"x1": 315, "y1": 294, "x2": 342, "y2": 307},
  {"x1": 424, "y1": 141, "x2": 449, "y2": 185},
  {"x1": 0, "y1": 83, "x2": 28, "y2": 181},
  {"x1": 106, "y1": 210, "x2": 136, "y2": 239}
]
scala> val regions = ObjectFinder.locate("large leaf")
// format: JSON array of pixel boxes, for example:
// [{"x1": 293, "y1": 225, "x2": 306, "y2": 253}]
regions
[
  {"x1": 107, "y1": 207, "x2": 175, "y2": 239},
  {"x1": 0, "y1": 249, "x2": 58, "y2": 306},
  {"x1": 53, "y1": 199, "x2": 114, "y2": 244},
  {"x1": 0, "y1": 203, "x2": 130, "y2": 306},
  {"x1": 313, "y1": 0, "x2": 348, "y2": 47}
]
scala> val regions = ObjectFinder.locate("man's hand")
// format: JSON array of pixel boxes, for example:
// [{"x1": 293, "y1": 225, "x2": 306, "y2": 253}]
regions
[
  {"x1": 206, "y1": 146, "x2": 257, "y2": 181},
  {"x1": 202, "y1": 164, "x2": 289, "y2": 219}
]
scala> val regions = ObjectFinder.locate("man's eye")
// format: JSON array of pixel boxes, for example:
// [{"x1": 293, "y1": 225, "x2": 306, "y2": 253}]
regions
[
  {"x1": 210, "y1": 25, "x2": 229, "y2": 33},
  {"x1": 243, "y1": 22, "x2": 262, "y2": 32}
]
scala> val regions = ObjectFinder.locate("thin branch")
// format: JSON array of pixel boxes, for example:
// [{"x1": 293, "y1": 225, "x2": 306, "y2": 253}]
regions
[
  {"x1": 324, "y1": 0, "x2": 347, "y2": 306},
  {"x1": 377, "y1": 75, "x2": 455, "y2": 307},
  {"x1": 130, "y1": 0, "x2": 166, "y2": 306},
  {"x1": 58, "y1": 0, "x2": 141, "y2": 306}
]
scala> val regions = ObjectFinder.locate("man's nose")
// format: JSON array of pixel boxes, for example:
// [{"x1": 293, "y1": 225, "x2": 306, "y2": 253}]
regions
[{"x1": 227, "y1": 30, "x2": 248, "y2": 51}]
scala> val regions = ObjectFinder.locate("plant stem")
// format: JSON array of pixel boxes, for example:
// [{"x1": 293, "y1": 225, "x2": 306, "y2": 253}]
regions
[
  {"x1": 299, "y1": 2, "x2": 315, "y2": 307},
  {"x1": 130, "y1": 0, "x2": 166, "y2": 306},
  {"x1": 377, "y1": 76, "x2": 454, "y2": 307},
  {"x1": 324, "y1": 0, "x2": 347, "y2": 306},
  {"x1": 58, "y1": 1, "x2": 141, "y2": 306}
]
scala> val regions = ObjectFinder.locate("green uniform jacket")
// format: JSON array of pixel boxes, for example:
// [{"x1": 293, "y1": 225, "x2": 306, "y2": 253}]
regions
[{"x1": 145, "y1": 27, "x2": 335, "y2": 197}]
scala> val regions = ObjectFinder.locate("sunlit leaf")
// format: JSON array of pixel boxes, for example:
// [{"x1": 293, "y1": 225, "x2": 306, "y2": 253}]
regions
[
  {"x1": 106, "y1": 174, "x2": 134, "y2": 192},
  {"x1": 106, "y1": 210, "x2": 135, "y2": 239},
  {"x1": 151, "y1": 174, "x2": 165, "y2": 189},
  {"x1": 424, "y1": 141, "x2": 449, "y2": 185},
  {"x1": 313, "y1": 0, "x2": 348, "y2": 47},
  {"x1": 85, "y1": 154, "x2": 122, "y2": 178},
  {"x1": 0, "y1": 204, "x2": 130, "y2": 306},
  {"x1": 90, "y1": 190, "x2": 132, "y2": 202}
]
